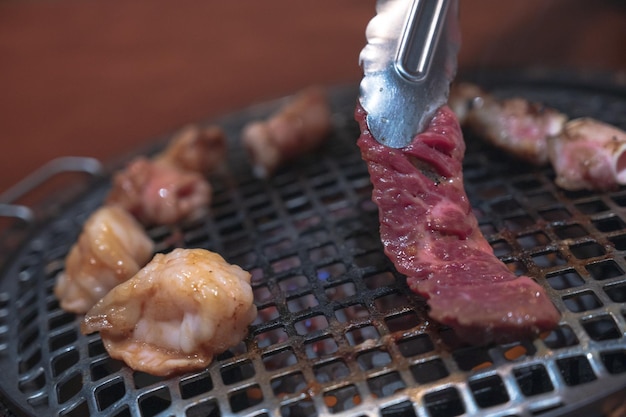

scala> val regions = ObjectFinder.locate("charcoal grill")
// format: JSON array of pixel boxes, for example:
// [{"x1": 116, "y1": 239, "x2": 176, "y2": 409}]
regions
[{"x1": 0, "y1": 71, "x2": 625, "y2": 417}]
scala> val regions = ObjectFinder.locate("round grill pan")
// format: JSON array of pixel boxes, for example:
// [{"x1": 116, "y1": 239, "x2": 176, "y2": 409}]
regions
[{"x1": 0, "y1": 71, "x2": 625, "y2": 417}]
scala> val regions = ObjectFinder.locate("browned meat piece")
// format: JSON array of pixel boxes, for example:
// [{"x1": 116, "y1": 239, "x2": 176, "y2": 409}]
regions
[
  {"x1": 548, "y1": 117, "x2": 626, "y2": 191},
  {"x1": 449, "y1": 82, "x2": 567, "y2": 164},
  {"x1": 155, "y1": 124, "x2": 227, "y2": 176},
  {"x1": 242, "y1": 86, "x2": 333, "y2": 178},
  {"x1": 451, "y1": 82, "x2": 626, "y2": 192},
  {"x1": 54, "y1": 206, "x2": 154, "y2": 314},
  {"x1": 81, "y1": 248, "x2": 257, "y2": 377},
  {"x1": 105, "y1": 157, "x2": 211, "y2": 226}
]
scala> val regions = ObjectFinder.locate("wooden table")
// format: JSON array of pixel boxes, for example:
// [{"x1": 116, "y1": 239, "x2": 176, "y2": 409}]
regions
[{"x1": 1, "y1": 0, "x2": 625, "y2": 197}]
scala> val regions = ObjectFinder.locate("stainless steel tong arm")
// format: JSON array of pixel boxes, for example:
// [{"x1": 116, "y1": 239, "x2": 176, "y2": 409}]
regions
[{"x1": 359, "y1": 0, "x2": 460, "y2": 148}]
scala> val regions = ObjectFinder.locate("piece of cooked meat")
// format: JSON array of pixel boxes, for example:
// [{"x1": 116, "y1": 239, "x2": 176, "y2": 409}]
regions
[
  {"x1": 355, "y1": 103, "x2": 560, "y2": 345},
  {"x1": 449, "y1": 82, "x2": 567, "y2": 165},
  {"x1": 155, "y1": 124, "x2": 227, "y2": 176},
  {"x1": 241, "y1": 85, "x2": 333, "y2": 178},
  {"x1": 548, "y1": 117, "x2": 626, "y2": 191},
  {"x1": 54, "y1": 206, "x2": 154, "y2": 314},
  {"x1": 105, "y1": 157, "x2": 212, "y2": 226},
  {"x1": 81, "y1": 248, "x2": 257, "y2": 377},
  {"x1": 447, "y1": 81, "x2": 486, "y2": 125}
]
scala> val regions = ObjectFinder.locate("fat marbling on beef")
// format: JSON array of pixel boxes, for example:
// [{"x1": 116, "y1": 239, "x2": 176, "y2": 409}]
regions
[{"x1": 355, "y1": 104, "x2": 560, "y2": 345}]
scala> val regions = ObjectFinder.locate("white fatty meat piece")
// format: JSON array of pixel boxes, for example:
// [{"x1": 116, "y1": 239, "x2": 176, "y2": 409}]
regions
[
  {"x1": 54, "y1": 206, "x2": 154, "y2": 314},
  {"x1": 81, "y1": 248, "x2": 258, "y2": 377}
]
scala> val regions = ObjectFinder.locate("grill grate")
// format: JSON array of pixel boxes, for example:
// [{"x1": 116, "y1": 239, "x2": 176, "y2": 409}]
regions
[{"x1": 1, "y1": 72, "x2": 626, "y2": 417}]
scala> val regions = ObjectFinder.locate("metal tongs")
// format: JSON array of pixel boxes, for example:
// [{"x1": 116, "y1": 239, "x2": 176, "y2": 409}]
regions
[{"x1": 359, "y1": 0, "x2": 460, "y2": 148}]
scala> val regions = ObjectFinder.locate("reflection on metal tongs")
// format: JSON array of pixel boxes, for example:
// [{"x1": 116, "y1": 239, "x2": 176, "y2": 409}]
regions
[{"x1": 359, "y1": 0, "x2": 460, "y2": 148}]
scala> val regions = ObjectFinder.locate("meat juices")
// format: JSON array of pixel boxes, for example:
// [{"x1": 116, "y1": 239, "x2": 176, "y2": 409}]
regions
[
  {"x1": 449, "y1": 82, "x2": 567, "y2": 165},
  {"x1": 54, "y1": 206, "x2": 154, "y2": 314},
  {"x1": 242, "y1": 86, "x2": 333, "y2": 178},
  {"x1": 81, "y1": 248, "x2": 257, "y2": 377},
  {"x1": 105, "y1": 157, "x2": 212, "y2": 226},
  {"x1": 356, "y1": 104, "x2": 560, "y2": 345},
  {"x1": 549, "y1": 118, "x2": 626, "y2": 191}
]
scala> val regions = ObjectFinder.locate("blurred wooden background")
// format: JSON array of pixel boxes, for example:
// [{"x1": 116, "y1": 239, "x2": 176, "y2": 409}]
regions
[{"x1": 1, "y1": 0, "x2": 625, "y2": 196}]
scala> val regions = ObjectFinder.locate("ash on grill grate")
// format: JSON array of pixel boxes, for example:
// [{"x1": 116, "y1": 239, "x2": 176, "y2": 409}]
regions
[{"x1": 0, "y1": 75, "x2": 626, "y2": 417}]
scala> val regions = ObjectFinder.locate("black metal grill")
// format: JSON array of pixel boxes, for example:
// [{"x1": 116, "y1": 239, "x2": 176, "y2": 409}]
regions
[{"x1": 0, "y1": 71, "x2": 625, "y2": 417}]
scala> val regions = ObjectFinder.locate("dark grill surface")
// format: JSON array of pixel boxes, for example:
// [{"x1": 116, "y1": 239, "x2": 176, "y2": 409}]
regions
[{"x1": 1, "y1": 71, "x2": 625, "y2": 417}]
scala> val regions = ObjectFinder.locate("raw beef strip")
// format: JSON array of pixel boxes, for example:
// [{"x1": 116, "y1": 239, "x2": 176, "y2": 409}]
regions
[{"x1": 356, "y1": 103, "x2": 560, "y2": 345}]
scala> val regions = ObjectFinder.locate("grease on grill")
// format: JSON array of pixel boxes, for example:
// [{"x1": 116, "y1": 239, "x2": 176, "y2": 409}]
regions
[{"x1": 1, "y1": 82, "x2": 626, "y2": 417}]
